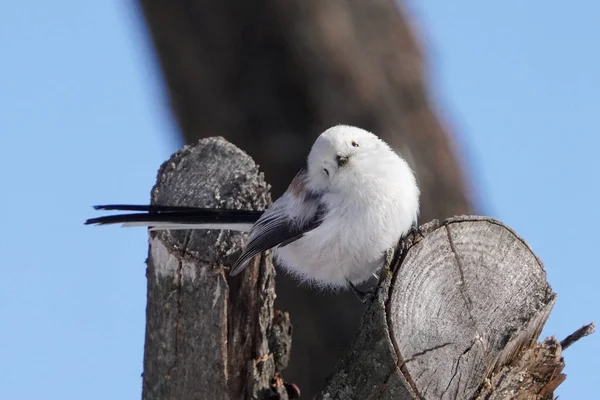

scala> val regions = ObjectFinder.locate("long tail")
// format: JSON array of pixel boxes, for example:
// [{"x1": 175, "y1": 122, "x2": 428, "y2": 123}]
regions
[{"x1": 85, "y1": 204, "x2": 263, "y2": 232}]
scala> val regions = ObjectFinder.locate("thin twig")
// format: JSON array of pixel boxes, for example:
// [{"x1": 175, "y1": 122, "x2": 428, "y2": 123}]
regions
[{"x1": 560, "y1": 322, "x2": 595, "y2": 351}]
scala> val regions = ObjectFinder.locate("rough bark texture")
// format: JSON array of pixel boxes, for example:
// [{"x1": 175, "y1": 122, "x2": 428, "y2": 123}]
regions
[
  {"x1": 316, "y1": 217, "x2": 560, "y2": 400},
  {"x1": 135, "y1": 1, "x2": 474, "y2": 395},
  {"x1": 142, "y1": 138, "x2": 291, "y2": 400},
  {"x1": 476, "y1": 337, "x2": 565, "y2": 400},
  {"x1": 138, "y1": 139, "x2": 589, "y2": 399},
  {"x1": 477, "y1": 323, "x2": 592, "y2": 399}
]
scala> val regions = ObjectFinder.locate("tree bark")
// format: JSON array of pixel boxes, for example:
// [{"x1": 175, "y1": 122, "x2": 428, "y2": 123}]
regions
[
  {"x1": 316, "y1": 217, "x2": 559, "y2": 399},
  {"x1": 142, "y1": 138, "x2": 292, "y2": 400},
  {"x1": 135, "y1": 0, "x2": 474, "y2": 395},
  {"x1": 139, "y1": 138, "x2": 583, "y2": 399}
]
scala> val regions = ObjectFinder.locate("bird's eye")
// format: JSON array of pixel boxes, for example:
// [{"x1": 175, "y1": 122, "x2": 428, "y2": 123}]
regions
[
  {"x1": 323, "y1": 168, "x2": 330, "y2": 177},
  {"x1": 351, "y1": 140, "x2": 359, "y2": 147}
]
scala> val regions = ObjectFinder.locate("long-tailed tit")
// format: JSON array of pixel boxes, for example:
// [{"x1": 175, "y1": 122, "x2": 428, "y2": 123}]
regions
[{"x1": 86, "y1": 125, "x2": 420, "y2": 292}]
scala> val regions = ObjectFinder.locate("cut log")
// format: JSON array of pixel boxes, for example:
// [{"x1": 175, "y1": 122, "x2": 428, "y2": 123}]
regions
[
  {"x1": 316, "y1": 217, "x2": 558, "y2": 400},
  {"x1": 142, "y1": 137, "x2": 292, "y2": 400},
  {"x1": 135, "y1": 1, "x2": 474, "y2": 395},
  {"x1": 138, "y1": 137, "x2": 573, "y2": 399}
]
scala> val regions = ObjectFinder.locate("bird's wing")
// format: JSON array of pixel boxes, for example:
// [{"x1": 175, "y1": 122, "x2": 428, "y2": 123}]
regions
[
  {"x1": 228, "y1": 204, "x2": 325, "y2": 275},
  {"x1": 229, "y1": 169, "x2": 326, "y2": 275}
]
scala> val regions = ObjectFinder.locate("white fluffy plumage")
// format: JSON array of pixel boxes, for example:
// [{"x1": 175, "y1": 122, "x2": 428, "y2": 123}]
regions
[
  {"x1": 264, "y1": 125, "x2": 420, "y2": 287},
  {"x1": 87, "y1": 125, "x2": 420, "y2": 290}
]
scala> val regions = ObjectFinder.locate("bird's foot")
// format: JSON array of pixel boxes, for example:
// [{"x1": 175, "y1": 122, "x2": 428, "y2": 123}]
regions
[
  {"x1": 347, "y1": 279, "x2": 378, "y2": 303},
  {"x1": 398, "y1": 225, "x2": 425, "y2": 254},
  {"x1": 409, "y1": 224, "x2": 425, "y2": 242}
]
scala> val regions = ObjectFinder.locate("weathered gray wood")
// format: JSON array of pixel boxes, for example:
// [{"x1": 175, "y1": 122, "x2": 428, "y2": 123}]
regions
[
  {"x1": 316, "y1": 217, "x2": 558, "y2": 400},
  {"x1": 142, "y1": 137, "x2": 292, "y2": 400},
  {"x1": 138, "y1": 138, "x2": 584, "y2": 399},
  {"x1": 476, "y1": 323, "x2": 592, "y2": 399},
  {"x1": 476, "y1": 337, "x2": 565, "y2": 400},
  {"x1": 135, "y1": 1, "x2": 474, "y2": 395}
]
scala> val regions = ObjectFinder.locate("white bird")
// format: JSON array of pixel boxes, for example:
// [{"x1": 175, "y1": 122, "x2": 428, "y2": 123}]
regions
[{"x1": 86, "y1": 125, "x2": 420, "y2": 296}]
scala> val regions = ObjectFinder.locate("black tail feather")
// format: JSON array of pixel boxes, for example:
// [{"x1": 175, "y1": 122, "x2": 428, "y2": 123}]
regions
[
  {"x1": 85, "y1": 204, "x2": 263, "y2": 226},
  {"x1": 93, "y1": 204, "x2": 205, "y2": 212}
]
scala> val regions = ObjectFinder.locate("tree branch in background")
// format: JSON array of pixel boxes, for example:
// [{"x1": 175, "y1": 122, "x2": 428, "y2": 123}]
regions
[{"x1": 136, "y1": 0, "x2": 474, "y2": 395}]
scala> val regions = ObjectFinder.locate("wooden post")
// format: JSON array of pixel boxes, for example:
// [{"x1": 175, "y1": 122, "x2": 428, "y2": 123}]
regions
[
  {"x1": 316, "y1": 218, "x2": 562, "y2": 400},
  {"x1": 135, "y1": 1, "x2": 474, "y2": 395},
  {"x1": 140, "y1": 138, "x2": 586, "y2": 399},
  {"x1": 142, "y1": 137, "x2": 292, "y2": 400}
]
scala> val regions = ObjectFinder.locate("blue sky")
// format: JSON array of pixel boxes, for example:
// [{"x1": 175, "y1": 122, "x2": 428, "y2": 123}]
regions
[{"x1": 0, "y1": 1, "x2": 597, "y2": 399}]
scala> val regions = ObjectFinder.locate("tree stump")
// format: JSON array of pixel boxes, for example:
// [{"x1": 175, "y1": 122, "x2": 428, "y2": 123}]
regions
[
  {"x1": 139, "y1": 138, "x2": 577, "y2": 400},
  {"x1": 142, "y1": 137, "x2": 292, "y2": 400},
  {"x1": 316, "y1": 218, "x2": 559, "y2": 400},
  {"x1": 134, "y1": 2, "x2": 475, "y2": 393}
]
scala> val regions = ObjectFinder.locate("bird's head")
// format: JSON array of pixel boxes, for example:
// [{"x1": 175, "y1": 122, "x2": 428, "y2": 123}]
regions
[{"x1": 306, "y1": 125, "x2": 392, "y2": 193}]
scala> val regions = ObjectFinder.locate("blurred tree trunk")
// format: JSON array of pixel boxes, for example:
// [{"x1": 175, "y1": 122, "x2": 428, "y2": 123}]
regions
[{"x1": 136, "y1": 0, "x2": 473, "y2": 396}]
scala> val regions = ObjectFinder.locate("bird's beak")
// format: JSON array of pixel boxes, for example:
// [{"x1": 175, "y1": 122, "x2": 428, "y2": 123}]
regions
[{"x1": 336, "y1": 155, "x2": 348, "y2": 167}]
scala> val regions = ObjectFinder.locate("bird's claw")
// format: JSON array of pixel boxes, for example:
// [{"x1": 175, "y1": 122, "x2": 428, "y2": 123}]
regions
[
  {"x1": 409, "y1": 225, "x2": 425, "y2": 241},
  {"x1": 347, "y1": 279, "x2": 378, "y2": 303},
  {"x1": 398, "y1": 224, "x2": 425, "y2": 254}
]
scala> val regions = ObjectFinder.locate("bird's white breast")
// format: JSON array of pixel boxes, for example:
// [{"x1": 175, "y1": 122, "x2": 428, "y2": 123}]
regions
[{"x1": 274, "y1": 154, "x2": 419, "y2": 288}]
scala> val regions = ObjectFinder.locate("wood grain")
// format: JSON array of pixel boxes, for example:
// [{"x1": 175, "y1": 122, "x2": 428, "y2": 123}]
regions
[
  {"x1": 317, "y1": 218, "x2": 558, "y2": 400},
  {"x1": 142, "y1": 138, "x2": 291, "y2": 400},
  {"x1": 134, "y1": 2, "x2": 474, "y2": 393},
  {"x1": 139, "y1": 138, "x2": 572, "y2": 399}
]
